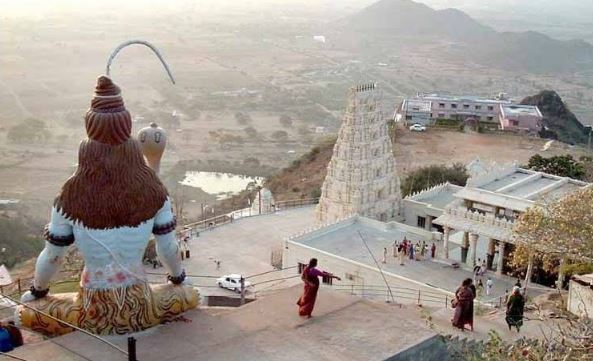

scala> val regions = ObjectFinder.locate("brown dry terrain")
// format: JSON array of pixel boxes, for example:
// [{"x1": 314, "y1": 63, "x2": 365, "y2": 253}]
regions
[{"x1": 266, "y1": 125, "x2": 590, "y2": 201}]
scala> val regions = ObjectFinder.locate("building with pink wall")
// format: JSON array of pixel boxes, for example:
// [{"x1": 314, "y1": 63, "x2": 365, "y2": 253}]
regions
[{"x1": 499, "y1": 104, "x2": 542, "y2": 132}]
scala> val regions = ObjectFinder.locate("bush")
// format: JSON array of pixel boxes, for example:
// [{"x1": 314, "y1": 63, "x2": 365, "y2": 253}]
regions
[
  {"x1": 279, "y1": 115, "x2": 293, "y2": 128},
  {"x1": 271, "y1": 130, "x2": 289, "y2": 141},
  {"x1": 401, "y1": 163, "x2": 469, "y2": 197},
  {"x1": 526, "y1": 154, "x2": 585, "y2": 180},
  {"x1": 435, "y1": 118, "x2": 461, "y2": 127},
  {"x1": 0, "y1": 218, "x2": 44, "y2": 268}
]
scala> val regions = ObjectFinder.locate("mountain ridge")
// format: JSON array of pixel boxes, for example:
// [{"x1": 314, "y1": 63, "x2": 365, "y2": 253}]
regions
[{"x1": 338, "y1": 0, "x2": 593, "y2": 72}]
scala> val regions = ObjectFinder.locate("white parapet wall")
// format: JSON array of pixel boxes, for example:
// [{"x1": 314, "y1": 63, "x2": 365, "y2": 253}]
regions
[{"x1": 283, "y1": 239, "x2": 454, "y2": 306}]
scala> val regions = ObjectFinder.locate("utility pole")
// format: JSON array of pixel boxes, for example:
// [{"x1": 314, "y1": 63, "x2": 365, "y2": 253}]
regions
[
  {"x1": 128, "y1": 337, "x2": 137, "y2": 361},
  {"x1": 240, "y1": 276, "x2": 246, "y2": 305},
  {"x1": 587, "y1": 125, "x2": 593, "y2": 152},
  {"x1": 258, "y1": 186, "x2": 262, "y2": 215}
]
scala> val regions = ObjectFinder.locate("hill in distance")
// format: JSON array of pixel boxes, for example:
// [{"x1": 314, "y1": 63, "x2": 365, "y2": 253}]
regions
[{"x1": 338, "y1": 0, "x2": 593, "y2": 73}]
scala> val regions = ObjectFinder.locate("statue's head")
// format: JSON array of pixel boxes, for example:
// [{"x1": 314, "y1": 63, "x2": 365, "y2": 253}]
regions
[{"x1": 55, "y1": 76, "x2": 168, "y2": 230}]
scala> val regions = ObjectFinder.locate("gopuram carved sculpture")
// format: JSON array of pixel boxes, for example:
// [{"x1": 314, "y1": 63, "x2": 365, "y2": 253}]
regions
[{"x1": 18, "y1": 76, "x2": 198, "y2": 336}]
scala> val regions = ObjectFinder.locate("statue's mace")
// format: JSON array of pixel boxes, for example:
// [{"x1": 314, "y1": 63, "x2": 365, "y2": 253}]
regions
[{"x1": 105, "y1": 40, "x2": 175, "y2": 175}]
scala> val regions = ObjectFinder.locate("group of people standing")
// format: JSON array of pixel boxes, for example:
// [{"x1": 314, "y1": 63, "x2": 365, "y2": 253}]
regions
[
  {"x1": 451, "y1": 276, "x2": 525, "y2": 333},
  {"x1": 384, "y1": 238, "x2": 437, "y2": 266}
]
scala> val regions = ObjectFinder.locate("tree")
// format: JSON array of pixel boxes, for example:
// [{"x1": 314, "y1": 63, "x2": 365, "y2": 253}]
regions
[
  {"x1": 243, "y1": 126, "x2": 257, "y2": 138},
  {"x1": 526, "y1": 154, "x2": 585, "y2": 180},
  {"x1": 400, "y1": 163, "x2": 469, "y2": 197},
  {"x1": 512, "y1": 186, "x2": 593, "y2": 278},
  {"x1": 271, "y1": 130, "x2": 289, "y2": 142},
  {"x1": 297, "y1": 125, "x2": 311, "y2": 136},
  {"x1": 235, "y1": 112, "x2": 252, "y2": 125},
  {"x1": 279, "y1": 114, "x2": 293, "y2": 128},
  {"x1": 7, "y1": 118, "x2": 51, "y2": 143}
]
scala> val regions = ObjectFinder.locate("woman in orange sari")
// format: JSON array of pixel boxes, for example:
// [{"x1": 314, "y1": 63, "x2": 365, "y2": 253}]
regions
[{"x1": 297, "y1": 258, "x2": 340, "y2": 318}]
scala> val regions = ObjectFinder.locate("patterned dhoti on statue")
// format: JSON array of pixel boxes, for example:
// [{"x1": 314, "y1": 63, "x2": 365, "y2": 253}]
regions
[{"x1": 18, "y1": 282, "x2": 199, "y2": 336}]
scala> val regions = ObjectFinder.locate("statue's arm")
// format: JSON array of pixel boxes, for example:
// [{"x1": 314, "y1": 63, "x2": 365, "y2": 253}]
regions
[
  {"x1": 153, "y1": 198, "x2": 184, "y2": 283},
  {"x1": 23, "y1": 208, "x2": 74, "y2": 301}
]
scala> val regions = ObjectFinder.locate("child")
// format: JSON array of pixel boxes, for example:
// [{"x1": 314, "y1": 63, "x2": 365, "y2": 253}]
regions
[{"x1": 486, "y1": 277, "x2": 494, "y2": 296}]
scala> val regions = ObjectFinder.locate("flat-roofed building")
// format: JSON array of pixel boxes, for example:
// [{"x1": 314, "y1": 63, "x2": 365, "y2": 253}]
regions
[
  {"x1": 398, "y1": 99, "x2": 432, "y2": 125},
  {"x1": 400, "y1": 159, "x2": 589, "y2": 285},
  {"x1": 499, "y1": 104, "x2": 543, "y2": 132}
]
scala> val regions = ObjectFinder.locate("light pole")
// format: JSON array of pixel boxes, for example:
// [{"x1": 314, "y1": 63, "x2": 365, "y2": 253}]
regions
[{"x1": 587, "y1": 125, "x2": 592, "y2": 152}]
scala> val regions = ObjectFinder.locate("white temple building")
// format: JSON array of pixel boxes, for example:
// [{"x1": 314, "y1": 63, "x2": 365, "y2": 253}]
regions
[
  {"x1": 316, "y1": 83, "x2": 401, "y2": 223},
  {"x1": 403, "y1": 159, "x2": 590, "y2": 280}
]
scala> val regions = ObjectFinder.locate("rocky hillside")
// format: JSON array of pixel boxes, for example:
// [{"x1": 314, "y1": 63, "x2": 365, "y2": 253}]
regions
[
  {"x1": 264, "y1": 137, "x2": 335, "y2": 201},
  {"x1": 520, "y1": 90, "x2": 589, "y2": 145}
]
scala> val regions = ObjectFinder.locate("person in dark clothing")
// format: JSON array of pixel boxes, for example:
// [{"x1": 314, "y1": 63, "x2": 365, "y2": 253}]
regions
[
  {"x1": 6, "y1": 321, "x2": 23, "y2": 348},
  {"x1": 0, "y1": 323, "x2": 13, "y2": 352},
  {"x1": 452, "y1": 278, "x2": 475, "y2": 331},
  {"x1": 506, "y1": 286, "x2": 525, "y2": 332}
]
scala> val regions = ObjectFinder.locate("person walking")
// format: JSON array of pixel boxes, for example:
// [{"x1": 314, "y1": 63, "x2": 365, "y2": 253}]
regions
[
  {"x1": 452, "y1": 278, "x2": 475, "y2": 331},
  {"x1": 297, "y1": 258, "x2": 341, "y2": 318},
  {"x1": 476, "y1": 279, "x2": 484, "y2": 298},
  {"x1": 398, "y1": 243, "x2": 405, "y2": 266},
  {"x1": 431, "y1": 242, "x2": 436, "y2": 258},
  {"x1": 393, "y1": 241, "x2": 398, "y2": 259},
  {"x1": 402, "y1": 238, "x2": 408, "y2": 256},
  {"x1": 382, "y1": 247, "x2": 388, "y2": 264},
  {"x1": 486, "y1": 277, "x2": 494, "y2": 296},
  {"x1": 408, "y1": 242, "x2": 414, "y2": 260},
  {"x1": 505, "y1": 286, "x2": 525, "y2": 332}
]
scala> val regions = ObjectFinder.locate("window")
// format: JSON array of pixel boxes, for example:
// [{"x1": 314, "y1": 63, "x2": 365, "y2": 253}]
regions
[
  {"x1": 438, "y1": 113, "x2": 445, "y2": 118},
  {"x1": 412, "y1": 107, "x2": 420, "y2": 111},
  {"x1": 405, "y1": 115, "x2": 413, "y2": 120},
  {"x1": 451, "y1": 103, "x2": 457, "y2": 109},
  {"x1": 487, "y1": 116, "x2": 494, "y2": 121},
  {"x1": 463, "y1": 104, "x2": 470, "y2": 109},
  {"x1": 439, "y1": 103, "x2": 445, "y2": 108},
  {"x1": 512, "y1": 120, "x2": 519, "y2": 126},
  {"x1": 417, "y1": 216, "x2": 426, "y2": 228},
  {"x1": 475, "y1": 105, "x2": 482, "y2": 110},
  {"x1": 488, "y1": 106, "x2": 494, "y2": 111}
]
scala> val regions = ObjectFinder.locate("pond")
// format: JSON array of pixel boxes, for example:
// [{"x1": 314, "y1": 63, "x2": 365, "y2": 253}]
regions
[{"x1": 179, "y1": 171, "x2": 265, "y2": 200}]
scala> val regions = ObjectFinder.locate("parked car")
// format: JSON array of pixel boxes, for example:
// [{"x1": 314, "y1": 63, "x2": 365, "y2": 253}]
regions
[
  {"x1": 216, "y1": 274, "x2": 252, "y2": 293},
  {"x1": 409, "y1": 123, "x2": 427, "y2": 132}
]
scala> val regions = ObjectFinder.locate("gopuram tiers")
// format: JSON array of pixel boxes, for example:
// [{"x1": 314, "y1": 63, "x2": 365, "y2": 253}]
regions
[{"x1": 316, "y1": 83, "x2": 402, "y2": 223}]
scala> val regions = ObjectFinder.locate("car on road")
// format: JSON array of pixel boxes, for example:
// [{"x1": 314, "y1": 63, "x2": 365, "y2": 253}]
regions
[
  {"x1": 216, "y1": 274, "x2": 252, "y2": 293},
  {"x1": 409, "y1": 123, "x2": 427, "y2": 132}
]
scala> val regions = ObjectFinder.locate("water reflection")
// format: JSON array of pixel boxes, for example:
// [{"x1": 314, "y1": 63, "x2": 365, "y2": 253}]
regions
[{"x1": 179, "y1": 171, "x2": 265, "y2": 199}]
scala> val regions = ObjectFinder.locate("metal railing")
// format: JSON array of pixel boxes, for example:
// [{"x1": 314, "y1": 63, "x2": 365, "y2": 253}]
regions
[{"x1": 177, "y1": 197, "x2": 319, "y2": 237}]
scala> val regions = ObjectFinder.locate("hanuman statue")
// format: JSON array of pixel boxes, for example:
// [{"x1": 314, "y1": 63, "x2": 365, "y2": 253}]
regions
[{"x1": 19, "y1": 76, "x2": 198, "y2": 336}]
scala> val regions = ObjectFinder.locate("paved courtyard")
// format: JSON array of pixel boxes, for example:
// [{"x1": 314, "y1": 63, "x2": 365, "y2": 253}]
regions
[{"x1": 146, "y1": 206, "x2": 549, "y2": 303}]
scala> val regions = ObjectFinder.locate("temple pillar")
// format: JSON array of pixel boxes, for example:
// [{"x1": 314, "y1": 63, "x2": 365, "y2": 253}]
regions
[
  {"x1": 443, "y1": 227, "x2": 451, "y2": 259},
  {"x1": 460, "y1": 232, "x2": 469, "y2": 263},
  {"x1": 425, "y1": 216, "x2": 432, "y2": 231},
  {"x1": 469, "y1": 233, "x2": 478, "y2": 266},
  {"x1": 496, "y1": 241, "x2": 505, "y2": 276},
  {"x1": 486, "y1": 238, "x2": 495, "y2": 270}
]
